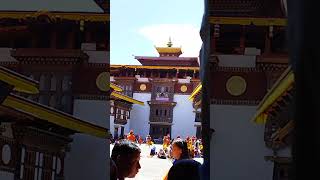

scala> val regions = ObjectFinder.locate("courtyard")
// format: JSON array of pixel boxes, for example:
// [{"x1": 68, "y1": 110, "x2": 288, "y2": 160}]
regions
[{"x1": 110, "y1": 144, "x2": 203, "y2": 180}]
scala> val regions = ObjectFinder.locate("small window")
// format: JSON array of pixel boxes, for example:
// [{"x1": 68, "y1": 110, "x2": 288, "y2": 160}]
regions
[
  {"x1": 50, "y1": 75, "x2": 57, "y2": 91},
  {"x1": 156, "y1": 109, "x2": 158, "y2": 116},
  {"x1": 62, "y1": 75, "x2": 72, "y2": 92},
  {"x1": 164, "y1": 110, "x2": 167, "y2": 116},
  {"x1": 39, "y1": 74, "x2": 46, "y2": 90},
  {"x1": 49, "y1": 95, "x2": 56, "y2": 107}
]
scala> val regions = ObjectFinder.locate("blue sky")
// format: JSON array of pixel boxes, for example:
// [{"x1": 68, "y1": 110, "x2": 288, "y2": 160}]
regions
[{"x1": 110, "y1": 0, "x2": 204, "y2": 65}]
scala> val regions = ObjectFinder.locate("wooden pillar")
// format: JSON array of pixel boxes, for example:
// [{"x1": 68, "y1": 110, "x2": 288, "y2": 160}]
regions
[
  {"x1": 240, "y1": 26, "x2": 246, "y2": 54},
  {"x1": 51, "y1": 30, "x2": 57, "y2": 48},
  {"x1": 85, "y1": 30, "x2": 92, "y2": 43},
  {"x1": 67, "y1": 30, "x2": 75, "y2": 49},
  {"x1": 212, "y1": 24, "x2": 220, "y2": 54},
  {"x1": 264, "y1": 26, "x2": 272, "y2": 54}
]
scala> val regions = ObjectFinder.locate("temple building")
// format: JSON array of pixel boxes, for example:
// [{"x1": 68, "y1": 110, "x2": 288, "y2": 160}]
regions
[
  {"x1": 0, "y1": 1, "x2": 109, "y2": 180},
  {"x1": 110, "y1": 40, "x2": 201, "y2": 139},
  {"x1": 199, "y1": 0, "x2": 289, "y2": 179},
  {"x1": 252, "y1": 66, "x2": 293, "y2": 180},
  {"x1": 0, "y1": 66, "x2": 107, "y2": 180}
]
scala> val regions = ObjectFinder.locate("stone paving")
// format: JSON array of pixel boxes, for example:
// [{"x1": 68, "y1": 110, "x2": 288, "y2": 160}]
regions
[{"x1": 110, "y1": 144, "x2": 203, "y2": 180}]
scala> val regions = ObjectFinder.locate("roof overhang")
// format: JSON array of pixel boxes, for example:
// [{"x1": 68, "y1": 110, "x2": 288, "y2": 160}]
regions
[
  {"x1": 209, "y1": 17, "x2": 287, "y2": 26},
  {"x1": 252, "y1": 66, "x2": 294, "y2": 124},
  {"x1": 0, "y1": 66, "x2": 39, "y2": 94},
  {"x1": 2, "y1": 94, "x2": 108, "y2": 138},
  {"x1": 189, "y1": 83, "x2": 202, "y2": 101},
  {"x1": 111, "y1": 65, "x2": 199, "y2": 71},
  {"x1": 155, "y1": 47, "x2": 182, "y2": 54},
  {"x1": 111, "y1": 91, "x2": 144, "y2": 106},
  {"x1": 110, "y1": 83, "x2": 123, "y2": 92},
  {"x1": 0, "y1": 11, "x2": 109, "y2": 22}
]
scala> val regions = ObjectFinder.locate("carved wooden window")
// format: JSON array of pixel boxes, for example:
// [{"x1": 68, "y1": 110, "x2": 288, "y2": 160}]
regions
[
  {"x1": 20, "y1": 147, "x2": 26, "y2": 179},
  {"x1": 50, "y1": 74, "x2": 57, "y2": 91},
  {"x1": 155, "y1": 86, "x2": 170, "y2": 101},
  {"x1": 49, "y1": 95, "x2": 56, "y2": 108},
  {"x1": 39, "y1": 74, "x2": 47, "y2": 91},
  {"x1": 62, "y1": 75, "x2": 72, "y2": 92},
  {"x1": 120, "y1": 109, "x2": 124, "y2": 120},
  {"x1": 34, "y1": 152, "x2": 44, "y2": 180}
]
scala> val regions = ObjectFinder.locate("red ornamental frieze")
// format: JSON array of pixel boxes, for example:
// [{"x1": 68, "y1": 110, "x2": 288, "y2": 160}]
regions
[
  {"x1": 209, "y1": 71, "x2": 267, "y2": 102},
  {"x1": 134, "y1": 82, "x2": 152, "y2": 92}
]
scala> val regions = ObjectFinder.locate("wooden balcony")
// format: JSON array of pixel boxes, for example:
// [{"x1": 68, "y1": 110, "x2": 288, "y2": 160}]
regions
[{"x1": 150, "y1": 117, "x2": 173, "y2": 123}]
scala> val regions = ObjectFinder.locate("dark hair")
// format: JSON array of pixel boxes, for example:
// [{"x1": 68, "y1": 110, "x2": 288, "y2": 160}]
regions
[
  {"x1": 167, "y1": 159, "x2": 201, "y2": 180},
  {"x1": 172, "y1": 139, "x2": 190, "y2": 160},
  {"x1": 111, "y1": 140, "x2": 141, "y2": 161}
]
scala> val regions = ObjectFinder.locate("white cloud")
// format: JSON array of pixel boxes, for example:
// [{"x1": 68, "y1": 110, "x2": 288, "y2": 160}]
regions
[{"x1": 138, "y1": 24, "x2": 202, "y2": 57}]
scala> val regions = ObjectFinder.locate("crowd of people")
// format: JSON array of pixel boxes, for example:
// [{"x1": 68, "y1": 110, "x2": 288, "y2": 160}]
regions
[
  {"x1": 110, "y1": 130, "x2": 204, "y2": 180},
  {"x1": 111, "y1": 130, "x2": 203, "y2": 159}
]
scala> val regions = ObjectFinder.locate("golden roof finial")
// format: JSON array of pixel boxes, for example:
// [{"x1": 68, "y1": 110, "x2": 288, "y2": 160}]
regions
[{"x1": 167, "y1": 37, "x2": 173, "y2": 47}]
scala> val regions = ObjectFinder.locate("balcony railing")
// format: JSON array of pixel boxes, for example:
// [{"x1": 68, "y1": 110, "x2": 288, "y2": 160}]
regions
[{"x1": 150, "y1": 117, "x2": 172, "y2": 123}]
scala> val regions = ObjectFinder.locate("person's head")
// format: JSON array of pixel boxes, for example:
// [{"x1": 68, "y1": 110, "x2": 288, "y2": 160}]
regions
[
  {"x1": 167, "y1": 159, "x2": 201, "y2": 180},
  {"x1": 171, "y1": 139, "x2": 189, "y2": 160},
  {"x1": 111, "y1": 140, "x2": 141, "y2": 178}
]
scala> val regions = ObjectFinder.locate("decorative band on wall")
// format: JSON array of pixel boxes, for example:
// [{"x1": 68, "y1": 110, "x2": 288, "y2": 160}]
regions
[
  {"x1": 74, "y1": 95, "x2": 108, "y2": 100},
  {"x1": 210, "y1": 99, "x2": 260, "y2": 106},
  {"x1": 213, "y1": 66, "x2": 262, "y2": 73}
]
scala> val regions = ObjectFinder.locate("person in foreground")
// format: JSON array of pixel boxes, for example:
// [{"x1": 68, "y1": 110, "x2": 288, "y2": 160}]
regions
[
  {"x1": 171, "y1": 138, "x2": 190, "y2": 164},
  {"x1": 110, "y1": 140, "x2": 141, "y2": 180},
  {"x1": 167, "y1": 159, "x2": 202, "y2": 180},
  {"x1": 163, "y1": 138, "x2": 190, "y2": 180}
]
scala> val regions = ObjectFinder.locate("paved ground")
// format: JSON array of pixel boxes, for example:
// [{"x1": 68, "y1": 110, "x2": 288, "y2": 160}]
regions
[{"x1": 110, "y1": 144, "x2": 203, "y2": 180}]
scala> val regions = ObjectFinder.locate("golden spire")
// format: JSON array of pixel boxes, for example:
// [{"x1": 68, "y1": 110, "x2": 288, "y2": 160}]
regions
[{"x1": 167, "y1": 37, "x2": 173, "y2": 47}]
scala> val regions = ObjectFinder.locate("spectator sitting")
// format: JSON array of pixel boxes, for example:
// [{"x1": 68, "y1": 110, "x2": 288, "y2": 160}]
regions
[{"x1": 158, "y1": 149, "x2": 167, "y2": 159}]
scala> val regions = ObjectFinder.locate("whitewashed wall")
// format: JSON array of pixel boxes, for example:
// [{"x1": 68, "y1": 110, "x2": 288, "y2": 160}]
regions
[
  {"x1": 0, "y1": 171, "x2": 14, "y2": 180},
  {"x1": 129, "y1": 93, "x2": 151, "y2": 138},
  {"x1": 210, "y1": 104, "x2": 273, "y2": 180},
  {"x1": 172, "y1": 95, "x2": 196, "y2": 139},
  {"x1": 124, "y1": 120, "x2": 130, "y2": 135},
  {"x1": 65, "y1": 99, "x2": 108, "y2": 180},
  {"x1": 217, "y1": 55, "x2": 256, "y2": 67}
]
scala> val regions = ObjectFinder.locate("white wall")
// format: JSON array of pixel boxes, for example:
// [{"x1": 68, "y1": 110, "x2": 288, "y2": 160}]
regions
[
  {"x1": 0, "y1": 171, "x2": 14, "y2": 180},
  {"x1": 130, "y1": 93, "x2": 151, "y2": 138},
  {"x1": 218, "y1": 55, "x2": 256, "y2": 67},
  {"x1": 210, "y1": 104, "x2": 273, "y2": 180},
  {"x1": 172, "y1": 95, "x2": 196, "y2": 139},
  {"x1": 72, "y1": 99, "x2": 108, "y2": 128},
  {"x1": 124, "y1": 121, "x2": 130, "y2": 135},
  {"x1": 65, "y1": 99, "x2": 108, "y2": 180}
]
